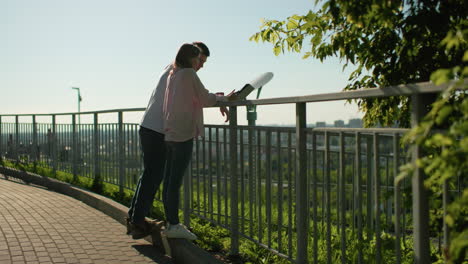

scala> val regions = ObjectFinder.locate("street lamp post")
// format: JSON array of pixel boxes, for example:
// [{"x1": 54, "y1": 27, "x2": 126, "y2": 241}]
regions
[
  {"x1": 71, "y1": 87, "x2": 82, "y2": 125},
  {"x1": 71, "y1": 87, "x2": 82, "y2": 172}
]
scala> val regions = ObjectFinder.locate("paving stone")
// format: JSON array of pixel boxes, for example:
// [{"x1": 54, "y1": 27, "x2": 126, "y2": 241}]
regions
[{"x1": 0, "y1": 174, "x2": 172, "y2": 264}]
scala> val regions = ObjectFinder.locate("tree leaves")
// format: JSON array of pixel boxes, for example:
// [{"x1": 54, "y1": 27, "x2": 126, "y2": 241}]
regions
[
  {"x1": 251, "y1": 1, "x2": 468, "y2": 262},
  {"x1": 250, "y1": 0, "x2": 467, "y2": 127}
]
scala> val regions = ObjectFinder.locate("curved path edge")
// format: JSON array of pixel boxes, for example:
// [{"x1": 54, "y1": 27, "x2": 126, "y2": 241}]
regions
[{"x1": 0, "y1": 165, "x2": 223, "y2": 264}]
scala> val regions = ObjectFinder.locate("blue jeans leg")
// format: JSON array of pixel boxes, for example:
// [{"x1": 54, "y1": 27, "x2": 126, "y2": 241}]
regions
[
  {"x1": 128, "y1": 127, "x2": 166, "y2": 224},
  {"x1": 163, "y1": 139, "x2": 193, "y2": 225}
]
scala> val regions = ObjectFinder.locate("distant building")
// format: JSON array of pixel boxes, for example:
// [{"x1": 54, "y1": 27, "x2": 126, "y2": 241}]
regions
[
  {"x1": 334, "y1": 120, "x2": 345, "y2": 127},
  {"x1": 316, "y1": 122, "x2": 326, "y2": 127},
  {"x1": 348, "y1": 118, "x2": 363, "y2": 128}
]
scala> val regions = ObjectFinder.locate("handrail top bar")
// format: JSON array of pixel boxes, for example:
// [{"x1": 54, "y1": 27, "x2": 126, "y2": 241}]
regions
[
  {"x1": 1, "y1": 79, "x2": 464, "y2": 117},
  {"x1": 217, "y1": 79, "x2": 464, "y2": 107},
  {"x1": 0, "y1": 107, "x2": 146, "y2": 117},
  {"x1": 205, "y1": 124, "x2": 409, "y2": 134}
]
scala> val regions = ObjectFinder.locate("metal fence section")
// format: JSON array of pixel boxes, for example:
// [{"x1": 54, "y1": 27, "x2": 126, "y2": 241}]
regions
[{"x1": 0, "y1": 80, "x2": 463, "y2": 263}]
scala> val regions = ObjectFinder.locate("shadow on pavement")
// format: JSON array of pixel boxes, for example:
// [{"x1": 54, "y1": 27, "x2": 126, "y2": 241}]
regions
[{"x1": 132, "y1": 244, "x2": 174, "y2": 264}]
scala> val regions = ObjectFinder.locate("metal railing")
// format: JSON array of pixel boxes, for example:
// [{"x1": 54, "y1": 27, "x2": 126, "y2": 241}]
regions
[{"x1": 0, "y1": 80, "x2": 463, "y2": 263}]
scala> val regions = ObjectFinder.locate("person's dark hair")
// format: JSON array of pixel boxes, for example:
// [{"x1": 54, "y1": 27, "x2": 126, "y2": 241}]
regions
[
  {"x1": 192, "y1": 42, "x2": 210, "y2": 57},
  {"x1": 174, "y1": 43, "x2": 201, "y2": 69}
]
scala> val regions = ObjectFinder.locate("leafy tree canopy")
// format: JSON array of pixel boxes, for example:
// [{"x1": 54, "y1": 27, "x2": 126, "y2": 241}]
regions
[{"x1": 250, "y1": 0, "x2": 467, "y2": 127}]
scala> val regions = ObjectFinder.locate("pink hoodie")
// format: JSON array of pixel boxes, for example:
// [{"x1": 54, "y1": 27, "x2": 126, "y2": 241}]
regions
[{"x1": 163, "y1": 67, "x2": 218, "y2": 142}]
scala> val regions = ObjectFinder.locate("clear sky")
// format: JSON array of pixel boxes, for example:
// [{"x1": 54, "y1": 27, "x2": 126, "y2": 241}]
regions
[{"x1": 1, "y1": 0, "x2": 362, "y2": 125}]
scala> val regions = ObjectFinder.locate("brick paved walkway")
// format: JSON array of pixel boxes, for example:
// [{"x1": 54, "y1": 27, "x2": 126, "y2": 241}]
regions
[{"x1": 0, "y1": 174, "x2": 172, "y2": 264}]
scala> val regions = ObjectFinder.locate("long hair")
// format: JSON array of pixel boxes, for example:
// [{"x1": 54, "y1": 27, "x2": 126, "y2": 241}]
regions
[{"x1": 173, "y1": 43, "x2": 201, "y2": 69}]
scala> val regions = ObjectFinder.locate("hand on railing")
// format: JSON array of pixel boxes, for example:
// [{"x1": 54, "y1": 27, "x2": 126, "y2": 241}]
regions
[
  {"x1": 219, "y1": 90, "x2": 235, "y2": 122},
  {"x1": 220, "y1": 106, "x2": 229, "y2": 122}
]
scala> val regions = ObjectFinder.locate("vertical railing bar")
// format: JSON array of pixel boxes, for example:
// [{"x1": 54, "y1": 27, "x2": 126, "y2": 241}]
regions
[
  {"x1": 202, "y1": 135, "x2": 207, "y2": 218},
  {"x1": 277, "y1": 131, "x2": 283, "y2": 254},
  {"x1": 265, "y1": 130, "x2": 272, "y2": 247},
  {"x1": 240, "y1": 127, "x2": 245, "y2": 234},
  {"x1": 325, "y1": 131, "x2": 331, "y2": 264},
  {"x1": 135, "y1": 124, "x2": 140, "y2": 188},
  {"x1": 122, "y1": 124, "x2": 127, "y2": 185},
  {"x1": 52, "y1": 116, "x2": 56, "y2": 175},
  {"x1": 257, "y1": 129, "x2": 263, "y2": 243},
  {"x1": 195, "y1": 138, "x2": 200, "y2": 215},
  {"x1": 102, "y1": 122, "x2": 106, "y2": 182},
  {"x1": 355, "y1": 132, "x2": 363, "y2": 264},
  {"x1": 208, "y1": 127, "x2": 214, "y2": 220},
  {"x1": 287, "y1": 130, "x2": 293, "y2": 256},
  {"x1": 216, "y1": 127, "x2": 221, "y2": 224},
  {"x1": 64, "y1": 122, "x2": 67, "y2": 173},
  {"x1": 373, "y1": 132, "x2": 381, "y2": 263},
  {"x1": 118, "y1": 112, "x2": 124, "y2": 194},
  {"x1": 336, "y1": 147, "x2": 341, "y2": 236},
  {"x1": 248, "y1": 127, "x2": 254, "y2": 237},
  {"x1": 312, "y1": 131, "x2": 318, "y2": 264},
  {"x1": 386, "y1": 156, "x2": 391, "y2": 230},
  {"x1": 67, "y1": 122, "x2": 70, "y2": 173},
  {"x1": 109, "y1": 122, "x2": 113, "y2": 184},
  {"x1": 109, "y1": 122, "x2": 112, "y2": 184},
  {"x1": 15, "y1": 115, "x2": 19, "y2": 162},
  {"x1": 320, "y1": 148, "x2": 324, "y2": 230},
  {"x1": 295, "y1": 102, "x2": 308, "y2": 264},
  {"x1": 394, "y1": 133, "x2": 402, "y2": 264},
  {"x1": 339, "y1": 132, "x2": 346, "y2": 264},
  {"x1": 72, "y1": 114, "x2": 78, "y2": 181},
  {"x1": 38, "y1": 123, "x2": 43, "y2": 164},
  {"x1": 366, "y1": 136, "x2": 373, "y2": 233},
  {"x1": 32, "y1": 115, "x2": 38, "y2": 167},
  {"x1": 112, "y1": 121, "x2": 116, "y2": 184},
  {"x1": 224, "y1": 128, "x2": 228, "y2": 225},
  {"x1": 229, "y1": 106, "x2": 239, "y2": 256},
  {"x1": 94, "y1": 113, "x2": 100, "y2": 187}
]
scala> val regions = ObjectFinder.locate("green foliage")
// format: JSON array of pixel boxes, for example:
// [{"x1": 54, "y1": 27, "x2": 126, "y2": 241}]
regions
[
  {"x1": 250, "y1": 0, "x2": 467, "y2": 127},
  {"x1": 400, "y1": 37, "x2": 468, "y2": 264},
  {"x1": 252, "y1": 1, "x2": 467, "y2": 263}
]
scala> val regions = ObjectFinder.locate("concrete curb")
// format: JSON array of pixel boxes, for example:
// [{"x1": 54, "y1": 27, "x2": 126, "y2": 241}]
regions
[{"x1": 0, "y1": 166, "x2": 224, "y2": 264}]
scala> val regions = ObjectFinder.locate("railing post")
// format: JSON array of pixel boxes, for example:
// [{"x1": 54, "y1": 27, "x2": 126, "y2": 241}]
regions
[
  {"x1": 229, "y1": 106, "x2": 239, "y2": 256},
  {"x1": 32, "y1": 115, "x2": 38, "y2": 167},
  {"x1": 118, "y1": 111, "x2": 124, "y2": 195},
  {"x1": 411, "y1": 94, "x2": 433, "y2": 264},
  {"x1": 52, "y1": 115, "x2": 57, "y2": 175},
  {"x1": 15, "y1": 115, "x2": 20, "y2": 163},
  {"x1": 295, "y1": 102, "x2": 308, "y2": 264},
  {"x1": 72, "y1": 114, "x2": 78, "y2": 182},
  {"x1": 93, "y1": 113, "x2": 101, "y2": 182}
]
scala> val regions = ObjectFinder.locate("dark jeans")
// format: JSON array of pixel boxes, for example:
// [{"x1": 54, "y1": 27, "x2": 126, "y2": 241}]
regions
[
  {"x1": 128, "y1": 126, "x2": 166, "y2": 224},
  {"x1": 163, "y1": 139, "x2": 193, "y2": 225}
]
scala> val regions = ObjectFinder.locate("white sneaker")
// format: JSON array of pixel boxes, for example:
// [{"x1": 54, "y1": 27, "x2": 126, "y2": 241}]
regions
[{"x1": 163, "y1": 224, "x2": 198, "y2": 240}]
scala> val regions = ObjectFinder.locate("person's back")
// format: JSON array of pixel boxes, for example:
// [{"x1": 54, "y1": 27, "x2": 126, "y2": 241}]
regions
[
  {"x1": 140, "y1": 65, "x2": 172, "y2": 133},
  {"x1": 163, "y1": 67, "x2": 216, "y2": 142}
]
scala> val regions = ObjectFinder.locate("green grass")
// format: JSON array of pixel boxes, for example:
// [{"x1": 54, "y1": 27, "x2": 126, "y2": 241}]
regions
[{"x1": 0, "y1": 159, "x2": 445, "y2": 264}]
